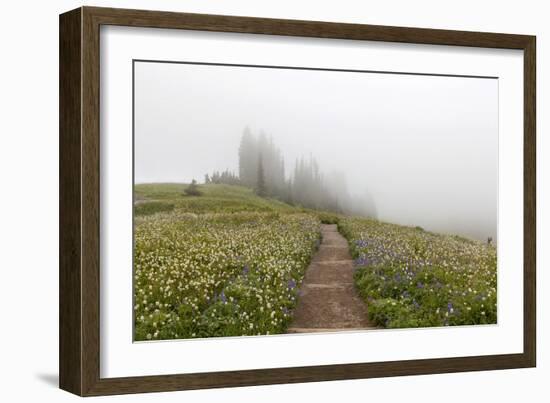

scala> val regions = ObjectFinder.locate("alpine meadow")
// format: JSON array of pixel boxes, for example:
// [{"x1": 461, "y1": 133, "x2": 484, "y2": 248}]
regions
[{"x1": 133, "y1": 61, "x2": 498, "y2": 341}]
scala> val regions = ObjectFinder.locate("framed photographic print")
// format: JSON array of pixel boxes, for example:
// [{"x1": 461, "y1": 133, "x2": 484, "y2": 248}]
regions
[{"x1": 59, "y1": 6, "x2": 536, "y2": 396}]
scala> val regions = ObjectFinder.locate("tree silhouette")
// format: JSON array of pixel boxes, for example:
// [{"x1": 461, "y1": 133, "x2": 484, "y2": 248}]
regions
[
  {"x1": 184, "y1": 179, "x2": 202, "y2": 196},
  {"x1": 234, "y1": 126, "x2": 376, "y2": 215},
  {"x1": 238, "y1": 127, "x2": 257, "y2": 187},
  {"x1": 256, "y1": 154, "x2": 267, "y2": 197}
]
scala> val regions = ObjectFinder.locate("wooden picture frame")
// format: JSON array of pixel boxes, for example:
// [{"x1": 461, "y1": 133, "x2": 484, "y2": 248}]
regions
[{"x1": 59, "y1": 6, "x2": 536, "y2": 396}]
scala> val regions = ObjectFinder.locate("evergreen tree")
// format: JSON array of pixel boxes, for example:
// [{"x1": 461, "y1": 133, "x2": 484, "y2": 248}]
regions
[
  {"x1": 206, "y1": 169, "x2": 241, "y2": 186},
  {"x1": 233, "y1": 126, "x2": 374, "y2": 215},
  {"x1": 238, "y1": 127, "x2": 257, "y2": 187},
  {"x1": 286, "y1": 179, "x2": 293, "y2": 205},
  {"x1": 211, "y1": 171, "x2": 220, "y2": 183},
  {"x1": 184, "y1": 179, "x2": 202, "y2": 196},
  {"x1": 256, "y1": 154, "x2": 267, "y2": 197}
]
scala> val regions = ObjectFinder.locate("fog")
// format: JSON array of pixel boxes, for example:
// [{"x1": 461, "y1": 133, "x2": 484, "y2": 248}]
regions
[{"x1": 134, "y1": 61, "x2": 498, "y2": 241}]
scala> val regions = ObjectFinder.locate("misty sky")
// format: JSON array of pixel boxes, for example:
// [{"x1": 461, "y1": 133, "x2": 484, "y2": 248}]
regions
[{"x1": 134, "y1": 61, "x2": 498, "y2": 241}]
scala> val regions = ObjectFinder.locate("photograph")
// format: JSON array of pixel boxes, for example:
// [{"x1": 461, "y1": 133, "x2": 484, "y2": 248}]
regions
[{"x1": 132, "y1": 60, "x2": 498, "y2": 342}]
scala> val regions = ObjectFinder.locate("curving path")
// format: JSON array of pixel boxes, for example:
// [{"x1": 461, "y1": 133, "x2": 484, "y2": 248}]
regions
[{"x1": 287, "y1": 224, "x2": 376, "y2": 333}]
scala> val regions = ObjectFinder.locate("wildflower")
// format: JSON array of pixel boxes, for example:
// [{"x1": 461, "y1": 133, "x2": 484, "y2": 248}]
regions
[
  {"x1": 219, "y1": 291, "x2": 227, "y2": 303},
  {"x1": 447, "y1": 302, "x2": 454, "y2": 314}
]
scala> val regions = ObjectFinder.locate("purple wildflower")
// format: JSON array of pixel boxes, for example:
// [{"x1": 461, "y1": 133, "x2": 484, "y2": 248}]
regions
[
  {"x1": 219, "y1": 291, "x2": 227, "y2": 303},
  {"x1": 355, "y1": 255, "x2": 368, "y2": 266}
]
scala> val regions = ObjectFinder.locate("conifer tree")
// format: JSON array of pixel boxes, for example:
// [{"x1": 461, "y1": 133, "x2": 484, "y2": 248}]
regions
[
  {"x1": 256, "y1": 154, "x2": 267, "y2": 197},
  {"x1": 184, "y1": 179, "x2": 202, "y2": 196},
  {"x1": 238, "y1": 127, "x2": 257, "y2": 187}
]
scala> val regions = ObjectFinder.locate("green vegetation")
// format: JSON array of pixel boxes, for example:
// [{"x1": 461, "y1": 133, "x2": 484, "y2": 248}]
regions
[
  {"x1": 338, "y1": 217, "x2": 497, "y2": 328},
  {"x1": 134, "y1": 183, "x2": 297, "y2": 215},
  {"x1": 134, "y1": 201, "x2": 174, "y2": 216},
  {"x1": 134, "y1": 183, "x2": 321, "y2": 340},
  {"x1": 134, "y1": 182, "x2": 497, "y2": 340},
  {"x1": 183, "y1": 179, "x2": 202, "y2": 196}
]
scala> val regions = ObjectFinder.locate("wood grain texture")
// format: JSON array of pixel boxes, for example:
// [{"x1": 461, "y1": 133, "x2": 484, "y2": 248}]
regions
[
  {"x1": 523, "y1": 38, "x2": 536, "y2": 367},
  {"x1": 59, "y1": 6, "x2": 537, "y2": 396},
  {"x1": 86, "y1": 6, "x2": 532, "y2": 49},
  {"x1": 81, "y1": 6, "x2": 102, "y2": 396},
  {"x1": 59, "y1": 7, "x2": 82, "y2": 396}
]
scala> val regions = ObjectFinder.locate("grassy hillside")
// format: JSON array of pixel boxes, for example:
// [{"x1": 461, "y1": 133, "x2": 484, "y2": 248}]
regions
[
  {"x1": 339, "y1": 217, "x2": 497, "y2": 328},
  {"x1": 133, "y1": 183, "x2": 496, "y2": 340},
  {"x1": 135, "y1": 183, "x2": 298, "y2": 215},
  {"x1": 133, "y1": 183, "x2": 321, "y2": 340}
]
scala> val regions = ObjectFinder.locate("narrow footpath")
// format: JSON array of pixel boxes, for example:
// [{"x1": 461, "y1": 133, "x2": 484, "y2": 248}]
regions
[{"x1": 287, "y1": 224, "x2": 376, "y2": 333}]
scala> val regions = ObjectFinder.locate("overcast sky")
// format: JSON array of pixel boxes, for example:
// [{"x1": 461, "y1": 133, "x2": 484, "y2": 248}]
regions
[{"x1": 134, "y1": 61, "x2": 498, "y2": 241}]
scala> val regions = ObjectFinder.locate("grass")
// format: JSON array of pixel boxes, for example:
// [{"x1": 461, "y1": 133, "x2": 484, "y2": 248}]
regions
[
  {"x1": 133, "y1": 183, "x2": 321, "y2": 340},
  {"x1": 338, "y1": 217, "x2": 497, "y2": 328},
  {"x1": 134, "y1": 201, "x2": 174, "y2": 216},
  {"x1": 134, "y1": 182, "x2": 497, "y2": 339},
  {"x1": 135, "y1": 183, "x2": 297, "y2": 215}
]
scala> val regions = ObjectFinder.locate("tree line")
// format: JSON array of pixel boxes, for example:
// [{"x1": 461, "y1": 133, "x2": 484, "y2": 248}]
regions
[{"x1": 203, "y1": 127, "x2": 378, "y2": 218}]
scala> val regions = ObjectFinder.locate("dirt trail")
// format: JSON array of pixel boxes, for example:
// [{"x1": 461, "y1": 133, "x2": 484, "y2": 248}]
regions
[{"x1": 287, "y1": 224, "x2": 376, "y2": 333}]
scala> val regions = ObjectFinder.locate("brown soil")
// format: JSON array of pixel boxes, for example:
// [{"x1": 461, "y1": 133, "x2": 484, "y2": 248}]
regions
[{"x1": 287, "y1": 224, "x2": 376, "y2": 333}]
